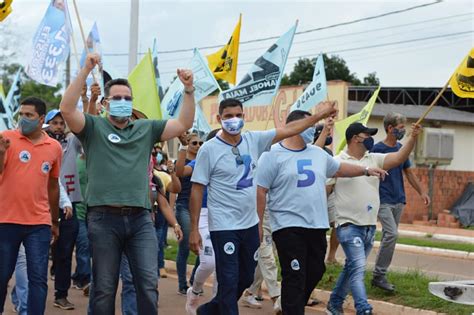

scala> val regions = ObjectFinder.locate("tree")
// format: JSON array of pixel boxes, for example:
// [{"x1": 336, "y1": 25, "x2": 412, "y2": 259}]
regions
[
  {"x1": 2, "y1": 63, "x2": 63, "y2": 111},
  {"x1": 363, "y1": 72, "x2": 380, "y2": 86},
  {"x1": 281, "y1": 54, "x2": 379, "y2": 86}
]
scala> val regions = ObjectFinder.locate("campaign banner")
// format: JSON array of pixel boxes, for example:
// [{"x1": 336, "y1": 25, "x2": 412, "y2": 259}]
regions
[
  {"x1": 26, "y1": 0, "x2": 72, "y2": 87},
  {"x1": 219, "y1": 23, "x2": 297, "y2": 107}
]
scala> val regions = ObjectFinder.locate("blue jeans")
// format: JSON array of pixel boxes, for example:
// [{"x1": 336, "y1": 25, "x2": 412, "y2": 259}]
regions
[
  {"x1": 54, "y1": 209, "x2": 79, "y2": 299},
  {"x1": 73, "y1": 219, "x2": 91, "y2": 285},
  {"x1": 329, "y1": 224, "x2": 376, "y2": 314},
  {"x1": 11, "y1": 245, "x2": 28, "y2": 315},
  {"x1": 175, "y1": 203, "x2": 191, "y2": 290},
  {"x1": 197, "y1": 224, "x2": 260, "y2": 315},
  {"x1": 154, "y1": 210, "x2": 166, "y2": 271},
  {"x1": 87, "y1": 208, "x2": 158, "y2": 315},
  {"x1": 0, "y1": 224, "x2": 51, "y2": 315},
  {"x1": 120, "y1": 255, "x2": 137, "y2": 315}
]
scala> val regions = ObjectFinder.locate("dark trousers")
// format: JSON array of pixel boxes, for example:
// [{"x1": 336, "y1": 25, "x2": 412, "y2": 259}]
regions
[
  {"x1": 0, "y1": 224, "x2": 51, "y2": 315},
  {"x1": 273, "y1": 227, "x2": 327, "y2": 315},
  {"x1": 54, "y1": 207, "x2": 79, "y2": 299},
  {"x1": 197, "y1": 224, "x2": 260, "y2": 315}
]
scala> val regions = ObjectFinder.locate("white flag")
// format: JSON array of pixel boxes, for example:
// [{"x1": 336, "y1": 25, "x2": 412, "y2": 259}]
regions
[
  {"x1": 290, "y1": 54, "x2": 327, "y2": 112},
  {"x1": 219, "y1": 23, "x2": 297, "y2": 107}
]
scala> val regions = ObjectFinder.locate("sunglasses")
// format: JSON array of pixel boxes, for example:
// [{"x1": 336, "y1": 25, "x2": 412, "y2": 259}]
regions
[
  {"x1": 107, "y1": 95, "x2": 133, "y2": 102},
  {"x1": 191, "y1": 141, "x2": 204, "y2": 146},
  {"x1": 231, "y1": 146, "x2": 243, "y2": 165}
]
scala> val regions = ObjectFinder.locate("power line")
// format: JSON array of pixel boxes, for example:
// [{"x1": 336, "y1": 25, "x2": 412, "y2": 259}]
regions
[
  {"x1": 101, "y1": 0, "x2": 443, "y2": 57},
  {"x1": 156, "y1": 31, "x2": 471, "y2": 74}
]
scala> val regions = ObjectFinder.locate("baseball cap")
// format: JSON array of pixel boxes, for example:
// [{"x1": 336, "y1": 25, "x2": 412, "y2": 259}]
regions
[
  {"x1": 45, "y1": 109, "x2": 62, "y2": 124},
  {"x1": 345, "y1": 122, "x2": 378, "y2": 141},
  {"x1": 313, "y1": 124, "x2": 324, "y2": 142}
]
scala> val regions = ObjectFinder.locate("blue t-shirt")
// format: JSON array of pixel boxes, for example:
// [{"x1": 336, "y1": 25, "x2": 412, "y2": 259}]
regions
[
  {"x1": 371, "y1": 141, "x2": 411, "y2": 204},
  {"x1": 256, "y1": 143, "x2": 340, "y2": 232},
  {"x1": 191, "y1": 130, "x2": 276, "y2": 232},
  {"x1": 187, "y1": 159, "x2": 208, "y2": 208}
]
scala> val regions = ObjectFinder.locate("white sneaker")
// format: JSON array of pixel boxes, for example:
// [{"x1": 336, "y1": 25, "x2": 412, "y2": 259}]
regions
[
  {"x1": 185, "y1": 287, "x2": 200, "y2": 315},
  {"x1": 242, "y1": 295, "x2": 263, "y2": 309},
  {"x1": 273, "y1": 296, "x2": 282, "y2": 315}
]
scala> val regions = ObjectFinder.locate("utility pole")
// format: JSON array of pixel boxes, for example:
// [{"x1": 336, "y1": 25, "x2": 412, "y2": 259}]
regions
[
  {"x1": 128, "y1": 0, "x2": 139, "y2": 74},
  {"x1": 65, "y1": 54, "x2": 71, "y2": 87}
]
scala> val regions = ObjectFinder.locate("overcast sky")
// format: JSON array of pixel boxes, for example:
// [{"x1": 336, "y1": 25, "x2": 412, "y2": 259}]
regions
[{"x1": 3, "y1": 0, "x2": 473, "y2": 88}]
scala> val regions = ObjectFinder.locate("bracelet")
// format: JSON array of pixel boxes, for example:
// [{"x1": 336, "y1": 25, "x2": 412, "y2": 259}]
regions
[
  {"x1": 174, "y1": 223, "x2": 180, "y2": 228},
  {"x1": 364, "y1": 166, "x2": 370, "y2": 176},
  {"x1": 179, "y1": 144, "x2": 188, "y2": 151},
  {"x1": 184, "y1": 86, "x2": 195, "y2": 94}
]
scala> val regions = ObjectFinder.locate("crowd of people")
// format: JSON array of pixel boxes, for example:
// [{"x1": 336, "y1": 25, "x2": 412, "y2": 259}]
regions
[{"x1": 0, "y1": 53, "x2": 430, "y2": 315}]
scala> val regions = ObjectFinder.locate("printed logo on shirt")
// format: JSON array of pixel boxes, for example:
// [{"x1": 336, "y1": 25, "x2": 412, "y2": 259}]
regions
[
  {"x1": 107, "y1": 133, "x2": 121, "y2": 143},
  {"x1": 353, "y1": 236, "x2": 363, "y2": 247},
  {"x1": 19, "y1": 150, "x2": 31, "y2": 163},
  {"x1": 204, "y1": 246, "x2": 213, "y2": 256},
  {"x1": 223, "y1": 242, "x2": 235, "y2": 255},
  {"x1": 41, "y1": 162, "x2": 51, "y2": 174},
  {"x1": 291, "y1": 259, "x2": 300, "y2": 271},
  {"x1": 254, "y1": 249, "x2": 259, "y2": 261}
]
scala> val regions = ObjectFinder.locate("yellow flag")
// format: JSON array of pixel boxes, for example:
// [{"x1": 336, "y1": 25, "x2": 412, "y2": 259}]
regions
[
  {"x1": 206, "y1": 15, "x2": 241, "y2": 85},
  {"x1": 128, "y1": 50, "x2": 162, "y2": 120},
  {"x1": 449, "y1": 48, "x2": 474, "y2": 98},
  {"x1": 334, "y1": 86, "x2": 381, "y2": 155},
  {"x1": 0, "y1": 84, "x2": 5, "y2": 99}
]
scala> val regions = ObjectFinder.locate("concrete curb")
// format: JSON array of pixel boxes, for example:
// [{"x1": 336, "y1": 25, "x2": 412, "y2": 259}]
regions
[
  {"x1": 163, "y1": 260, "x2": 447, "y2": 315},
  {"x1": 372, "y1": 241, "x2": 474, "y2": 261},
  {"x1": 397, "y1": 229, "x2": 474, "y2": 244}
]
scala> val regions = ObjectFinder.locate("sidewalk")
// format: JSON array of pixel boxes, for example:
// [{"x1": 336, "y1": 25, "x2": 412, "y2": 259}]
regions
[{"x1": 378, "y1": 222, "x2": 474, "y2": 244}]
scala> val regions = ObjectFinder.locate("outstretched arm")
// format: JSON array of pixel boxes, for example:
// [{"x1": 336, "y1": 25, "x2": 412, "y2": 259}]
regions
[
  {"x1": 160, "y1": 70, "x2": 196, "y2": 141},
  {"x1": 383, "y1": 124, "x2": 421, "y2": 170},
  {"x1": 272, "y1": 101, "x2": 337, "y2": 144},
  {"x1": 60, "y1": 53, "x2": 100, "y2": 133}
]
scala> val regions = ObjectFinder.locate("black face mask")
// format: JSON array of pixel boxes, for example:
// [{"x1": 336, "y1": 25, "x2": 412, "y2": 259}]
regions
[
  {"x1": 47, "y1": 130, "x2": 66, "y2": 143},
  {"x1": 362, "y1": 136, "x2": 374, "y2": 151},
  {"x1": 325, "y1": 136, "x2": 333, "y2": 146}
]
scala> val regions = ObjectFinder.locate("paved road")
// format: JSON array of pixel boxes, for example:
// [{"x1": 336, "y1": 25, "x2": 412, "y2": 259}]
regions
[{"x1": 3, "y1": 273, "x2": 329, "y2": 315}]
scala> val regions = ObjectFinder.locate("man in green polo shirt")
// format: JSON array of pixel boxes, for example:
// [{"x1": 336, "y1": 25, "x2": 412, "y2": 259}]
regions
[{"x1": 59, "y1": 53, "x2": 195, "y2": 315}]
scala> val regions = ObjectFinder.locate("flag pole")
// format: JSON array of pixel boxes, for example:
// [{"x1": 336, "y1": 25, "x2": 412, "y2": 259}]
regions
[
  {"x1": 264, "y1": 101, "x2": 277, "y2": 130},
  {"x1": 72, "y1": 0, "x2": 97, "y2": 83},
  {"x1": 415, "y1": 79, "x2": 450, "y2": 125}
]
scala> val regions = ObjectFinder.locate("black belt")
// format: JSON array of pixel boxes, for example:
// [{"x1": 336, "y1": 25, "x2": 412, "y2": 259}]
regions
[{"x1": 88, "y1": 206, "x2": 145, "y2": 216}]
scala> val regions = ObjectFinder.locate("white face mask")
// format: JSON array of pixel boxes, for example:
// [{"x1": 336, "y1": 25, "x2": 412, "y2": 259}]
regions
[{"x1": 221, "y1": 117, "x2": 244, "y2": 135}]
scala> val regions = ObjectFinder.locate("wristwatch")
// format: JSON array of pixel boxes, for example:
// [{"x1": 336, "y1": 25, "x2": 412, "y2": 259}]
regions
[
  {"x1": 184, "y1": 86, "x2": 195, "y2": 94},
  {"x1": 179, "y1": 144, "x2": 188, "y2": 151},
  {"x1": 364, "y1": 166, "x2": 370, "y2": 176}
]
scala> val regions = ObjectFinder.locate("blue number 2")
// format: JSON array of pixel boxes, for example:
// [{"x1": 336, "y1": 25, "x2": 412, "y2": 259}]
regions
[
  {"x1": 237, "y1": 155, "x2": 253, "y2": 190},
  {"x1": 297, "y1": 159, "x2": 316, "y2": 188}
]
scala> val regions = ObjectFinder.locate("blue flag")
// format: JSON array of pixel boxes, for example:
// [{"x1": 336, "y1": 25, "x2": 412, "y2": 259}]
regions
[
  {"x1": 80, "y1": 22, "x2": 101, "y2": 67},
  {"x1": 219, "y1": 23, "x2": 297, "y2": 107},
  {"x1": 1, "y1": 69, "x2": 22, "y2": 130},
  {"x1": 161, "y1": 49, "x2": 220, "y2": 133},
  {"x1": 26, "y1": 0, "x2": 72, "y2": 87},
  {"x1": 290, "y1": 54, "x2": 327, "y2": 112}
]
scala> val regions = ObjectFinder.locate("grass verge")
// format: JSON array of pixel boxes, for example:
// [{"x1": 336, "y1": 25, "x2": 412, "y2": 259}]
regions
[{"x1": 163, "y1": 240, "x2": 474, "y2": 314}]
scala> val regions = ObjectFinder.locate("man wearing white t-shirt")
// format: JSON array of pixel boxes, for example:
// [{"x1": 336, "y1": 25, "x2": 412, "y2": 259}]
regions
[
  {"x1": 327, "y1": 122, "x2": 421, "y2": 315},
  {"x1": 189, "y1": 98, "x2": 337, "y2": 315},
  {"x1": 256, "y1": 111, "x2": 386, "y2": 315}
]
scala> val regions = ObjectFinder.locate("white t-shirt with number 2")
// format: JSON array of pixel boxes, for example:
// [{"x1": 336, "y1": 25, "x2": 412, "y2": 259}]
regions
[{"x1": 191, "y1": 130, "x2": 276, "y2": 232}]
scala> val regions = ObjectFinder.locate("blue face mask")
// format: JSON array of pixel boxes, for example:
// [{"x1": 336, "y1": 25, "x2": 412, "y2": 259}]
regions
[
  {"x1": 221, "y1": 117, "x2": 244, "y2": 135},
  {"x1": 18, "y1": 117, "x2": 40, "y2": 136},
  {"x1": 300, "y1": 127, "x2": 316, "y2": 144},
  {"x1": 109, "y1": 99, "x2": 133, "y2": 118},
  {"x1": 156, "y1": 153, "x2": 163, "y2": 164},
  {"x1": 363, "y1": 136, "x2": 374, "y2": 151},
  {"x1": 392, "y1": 128, "x2": 406, "y2": 140}
]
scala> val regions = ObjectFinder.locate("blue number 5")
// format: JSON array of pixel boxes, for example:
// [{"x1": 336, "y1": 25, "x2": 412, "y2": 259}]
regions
[
  {"x1": 297, "y1": 159, "x2": 315, "y2": 187},
  {"x1": 237, "y1": 155, "x2": 253, "y2": 190}
]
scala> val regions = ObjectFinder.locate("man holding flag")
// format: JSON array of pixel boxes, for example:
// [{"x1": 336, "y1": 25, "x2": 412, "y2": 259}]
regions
[
  {"x1": 59, "y1": 53, "x2": 196, "y2": 315},
  {"x1": 188, "y1": 97, "x2": 337, "y2": 315}
]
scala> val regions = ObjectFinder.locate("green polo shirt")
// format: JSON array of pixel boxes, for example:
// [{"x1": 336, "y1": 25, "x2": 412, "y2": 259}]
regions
[{"x1": 75, "y1": 114, "x2": 167, "y2": 210}]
